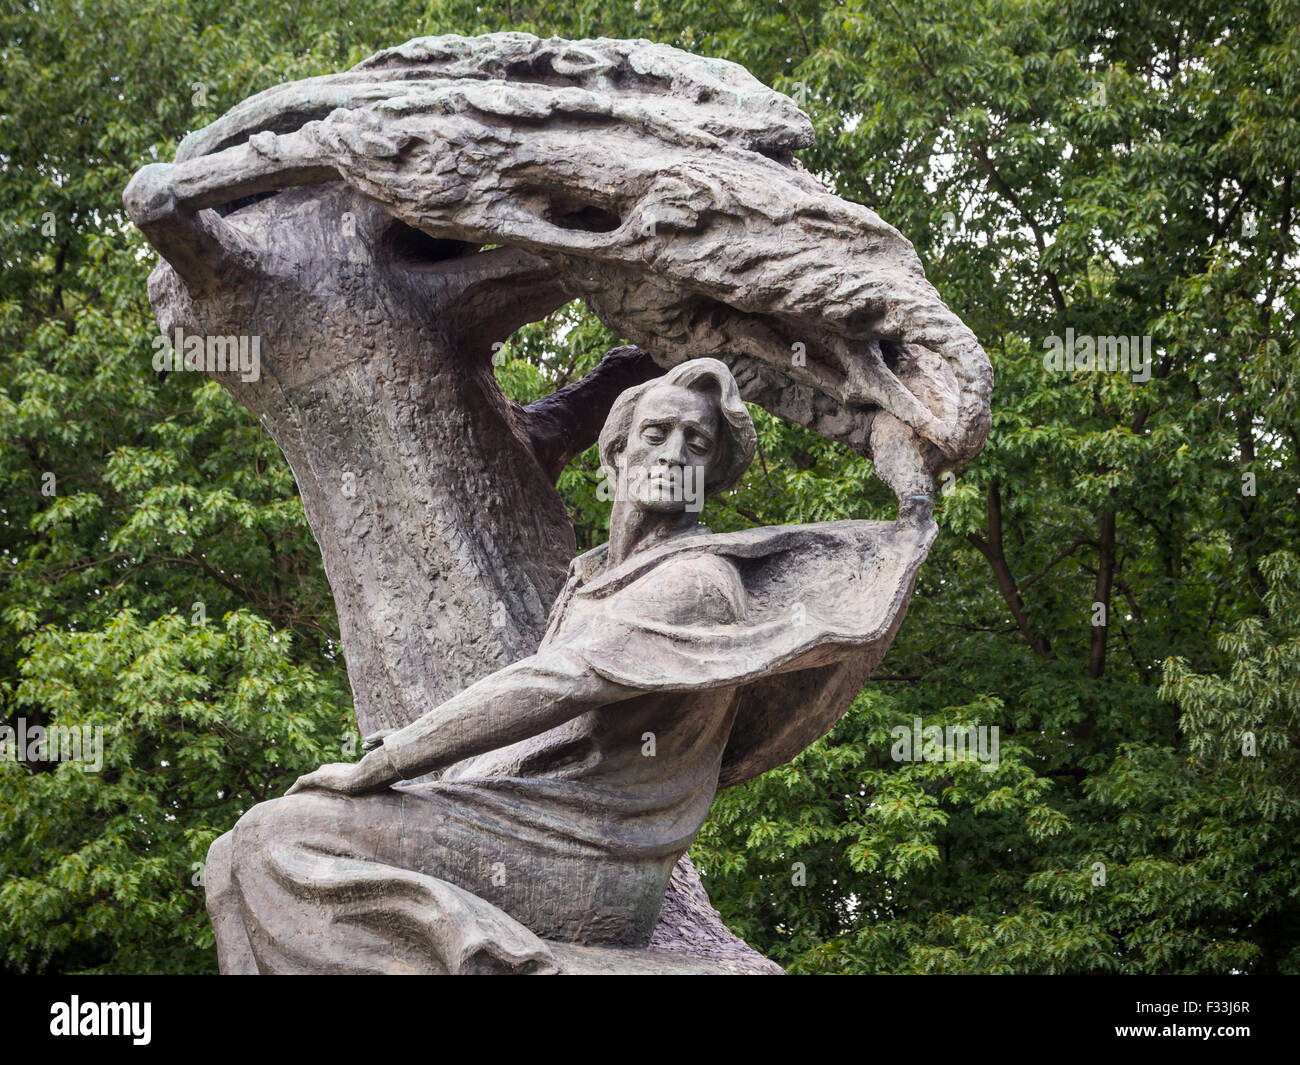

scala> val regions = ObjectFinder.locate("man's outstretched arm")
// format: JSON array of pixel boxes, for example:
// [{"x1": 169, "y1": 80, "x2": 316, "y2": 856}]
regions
[
  {"x1": 286, "y1": 550, "x2": 745, "y2": 797},
  {"x1": 286, "y1": 647, "x2": 633, "y2": 796}
]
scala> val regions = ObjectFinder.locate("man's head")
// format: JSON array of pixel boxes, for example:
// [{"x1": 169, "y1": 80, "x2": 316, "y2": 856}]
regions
[{"x1": 599, "y1": 358, "x2": 756, "y2": 513}]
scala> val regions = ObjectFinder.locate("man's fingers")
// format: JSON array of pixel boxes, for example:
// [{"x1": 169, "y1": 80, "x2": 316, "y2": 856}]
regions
[
  {"x1": 285, "y1": 766, "x2": 360, "y2": 798},
  {"x1": 362, "y1": 729, "x2": 394, "y2": 751},
  {"x1": 286, "y1": 769, "x2": 330, "y2": 796}
]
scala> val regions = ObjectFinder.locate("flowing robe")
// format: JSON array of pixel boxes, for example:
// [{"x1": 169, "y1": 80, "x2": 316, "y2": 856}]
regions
[{"x1": 205, "y1": 517, "x2": 936, "y2": 973}]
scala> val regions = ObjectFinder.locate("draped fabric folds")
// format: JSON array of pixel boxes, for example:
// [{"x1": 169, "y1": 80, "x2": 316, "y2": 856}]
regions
[{"x1": 207, "y1": 517, "x2": 936, "y2": 973}]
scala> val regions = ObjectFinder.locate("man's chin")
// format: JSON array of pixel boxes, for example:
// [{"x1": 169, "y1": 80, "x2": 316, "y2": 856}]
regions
[{"x1": 631, "y1": 494, "x2": 689, "y2": 514}]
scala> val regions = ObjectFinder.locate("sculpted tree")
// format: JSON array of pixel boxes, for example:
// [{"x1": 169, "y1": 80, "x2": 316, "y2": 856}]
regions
[{"x1": 124, "y1": 33, "x2": 990, "y2": 972}]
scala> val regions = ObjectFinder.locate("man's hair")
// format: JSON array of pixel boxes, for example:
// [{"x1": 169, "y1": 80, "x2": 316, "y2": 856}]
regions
[{"x1": 598, "y1": 358, "x2": 757, "y2": 496}]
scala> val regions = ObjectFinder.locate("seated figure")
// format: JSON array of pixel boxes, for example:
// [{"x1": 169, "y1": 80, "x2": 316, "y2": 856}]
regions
[{"x1": 204, "y1": 358, "x2": 937, "y2": 974}]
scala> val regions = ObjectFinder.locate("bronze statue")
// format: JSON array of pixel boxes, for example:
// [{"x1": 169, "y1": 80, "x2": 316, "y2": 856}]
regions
[{"x1": 124, "y1": 33, "x2": 991, "y2": 973}]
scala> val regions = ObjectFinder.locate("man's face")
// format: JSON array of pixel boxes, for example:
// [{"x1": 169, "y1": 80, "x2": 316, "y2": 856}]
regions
[{"x1": 619, "y1": 384, "x2": 721, "y2": 513}]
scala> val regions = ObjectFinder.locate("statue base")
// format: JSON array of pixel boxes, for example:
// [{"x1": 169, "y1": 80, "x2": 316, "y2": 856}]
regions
[{"x1": 548, "y1": 942, "x2": 783, "y2": 975}]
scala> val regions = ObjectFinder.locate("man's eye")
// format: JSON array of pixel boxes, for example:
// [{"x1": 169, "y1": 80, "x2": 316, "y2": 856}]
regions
[{"x1": 642, "y1": 427, "x2": 666, "y2": 443}]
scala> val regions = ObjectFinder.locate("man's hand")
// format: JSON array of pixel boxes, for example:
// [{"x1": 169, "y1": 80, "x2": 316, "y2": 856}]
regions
[
  {"x1": 285, "y1": 747, "x2": 400, "y2": 797},
  {"x1": 362, "y1": 728, "x2": 395, "y2": 752}
]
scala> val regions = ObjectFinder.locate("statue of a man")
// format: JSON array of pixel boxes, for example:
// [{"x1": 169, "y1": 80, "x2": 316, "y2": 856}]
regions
[{"x1": 204, "y1": 358, "x2": 936, "y2": 974}]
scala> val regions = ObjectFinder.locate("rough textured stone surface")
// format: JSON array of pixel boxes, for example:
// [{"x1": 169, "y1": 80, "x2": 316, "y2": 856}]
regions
[
  {"x1": 154, "y1": 33, "x2": 990, "y2": 473},
  {"x1": 124, "y1": 33, "x2": 991, "y2": 975},
  {"x1": 640, "y1": 853, "x2": 786, "y2": 974}
]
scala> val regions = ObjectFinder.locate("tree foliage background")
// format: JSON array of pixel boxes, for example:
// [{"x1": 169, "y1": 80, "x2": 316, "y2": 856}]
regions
[{"x1": 1, "y1": 0, "x2": 1296, "y2": 974}]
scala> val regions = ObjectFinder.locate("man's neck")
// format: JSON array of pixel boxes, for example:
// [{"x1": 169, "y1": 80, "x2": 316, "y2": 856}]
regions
[{"x1": 607, "y1": 500, "x2": 703, "y2": 568}]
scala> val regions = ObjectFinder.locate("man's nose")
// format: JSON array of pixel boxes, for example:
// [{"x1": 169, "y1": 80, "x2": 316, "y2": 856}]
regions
[{"x1": 655, "y1": 429, "x2": 690, "y2": 465}]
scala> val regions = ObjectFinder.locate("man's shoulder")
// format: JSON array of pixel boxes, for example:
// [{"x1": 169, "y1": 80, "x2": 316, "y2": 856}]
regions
[
  {"x1": 657, "y1": 549, "x2": 742, "y2": 589},
  {"x1": 622, "y1": 548, "x2": 745, "y2": 624}
]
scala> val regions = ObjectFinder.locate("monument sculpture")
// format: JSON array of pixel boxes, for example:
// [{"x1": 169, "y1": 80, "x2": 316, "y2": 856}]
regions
[{"x1": 123, "y1": 33, "x2": 992, "y2": 974}]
